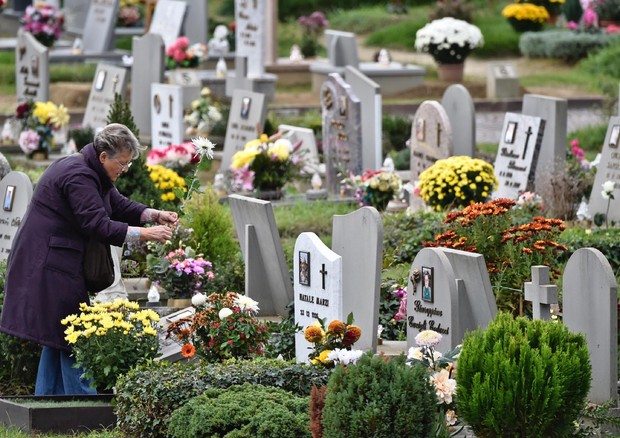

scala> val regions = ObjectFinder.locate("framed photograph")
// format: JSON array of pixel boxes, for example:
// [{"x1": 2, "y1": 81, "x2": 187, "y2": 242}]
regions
[
  {"x1": 504, "y1": 121, "x2": 517, "y2": 144},
  {"x1": 421, "y1": 266, "x2": 434, "y2": 303},
  {"x1": 298, "y1": 251, "x2": 310, "y2": 286},
  {"x1": 416, "y1": 118, "x2": 425, "y2": 142},
  {"x1": 338, "y1": 95, "x2": 348, "y2": 117},
  {"x1": 153, "y1": 94, "x2": 162, "y2": 114},
  {"x1": 610, "y1": 125, "x2": 620, "y2": 148},
  {"x1": 3, "y1": 185, "x2": 15, "y2": 212},
  {"x1": 240, "y1": 97, "x2": 251, "y2": 119},
  {"x1": 94, "y1": 70, "x2": 106, "y2": 91}
]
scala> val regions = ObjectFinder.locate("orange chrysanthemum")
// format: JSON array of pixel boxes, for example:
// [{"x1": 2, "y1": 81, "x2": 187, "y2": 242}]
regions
[
  {"x1": 327, "y1": 320, "x2": 346, "y2": 335},
  {"x1": 181, "y1": 343, "x2": 196, "y2": 358},
  {"x1": 304, "y1": 325, "x2": 324, "y2": 343},
  {"x1": 343, "y1": 325, "x2": 362, "y2": 346}
]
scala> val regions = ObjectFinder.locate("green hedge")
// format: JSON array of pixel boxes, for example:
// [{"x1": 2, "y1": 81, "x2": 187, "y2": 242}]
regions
[
  {"x1": 520, "y1": 29, "x2": 618, "y2": 62},
  {"x1": 559, "y1": 227, "x2": 620, "y2": 284}
]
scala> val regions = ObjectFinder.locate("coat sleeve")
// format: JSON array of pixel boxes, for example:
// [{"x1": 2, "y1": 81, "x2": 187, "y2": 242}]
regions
[{"x1": 108, "y1": 187, "x2": 147, "y2": 226}]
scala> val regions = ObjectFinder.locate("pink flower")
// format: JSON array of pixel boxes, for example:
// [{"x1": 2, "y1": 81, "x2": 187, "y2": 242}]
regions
[
  {"x1": 173, "y1": 48, "x2": 187, "y2": 63},
  {"x1": 394, "y1": 295, "x2": 407, "y2": 321},
  {"x1": 566, "y1": 20, "x2": 579, "y2": 30},
  {"x1": 176, "y1": 36, "x2": 189, "y2": 50},
  {"x1": 18, "y1": 129, "x2": 40, "y2": 153},
  {"x1": 582, "y1": 8, "x2": 597, "y2": 27}
]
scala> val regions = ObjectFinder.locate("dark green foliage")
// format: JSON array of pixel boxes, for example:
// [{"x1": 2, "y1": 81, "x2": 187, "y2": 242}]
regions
[
  {"x1": 115, "y1": 358, "x2": 331, "y2": 437},
  {"x1": 264, "y1": 302, "x2": 302, "y2": 361},
  {"x1": 519, "y1": 30, "x2": 618, "y2": 63},
  {"x1": 428, "y1": 0, "x2": 473, "y2": 22},
  {"x1": 390, "y1": 148, "x2": 410, "y2": 171},
  {"x1": 580, "y1": 38, "x2": 620, "y2": 81},
  {"x1": 115, "y1": 155, "x2": 176, "y2": 211},
  {"x1": 457, "y1": 313, "x2": 591, "y2": 438},
  {"x1": 558, "y1": 228, "x2": 620, "y2": 284},
  {"x1": 68, "y1": 126, "x2": 95, "y2": 150},
  {"x1": 563, "y1": 0, "x2": 583, "y2": 23},
  {"x1": 595, "y1": 0, "x2": 620, "y2": 22},
  {"x1": 321, "y1": 353, "x2": 437, "y2": 437},
  {"x1": 167, "y1": 383, "x2": 311, "y2": 438},
  {"x1": 382, "y1": 113, "x2": 412, "y2": 155},
  {"x1": 378, "y1": 275, "x2": 407, "y2": 340},
  {"x1": 105, "y1": 93, "x2": 139, "y2": 138}
]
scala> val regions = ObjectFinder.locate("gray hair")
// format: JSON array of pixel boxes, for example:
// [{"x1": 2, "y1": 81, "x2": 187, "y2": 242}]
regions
[{"x1": 93, "y1": 123, "x2": 145, "y2": 159}]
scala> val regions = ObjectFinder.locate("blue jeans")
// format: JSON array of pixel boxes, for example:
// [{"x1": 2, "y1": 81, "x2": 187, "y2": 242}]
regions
[{"x1": 34, "y1": 346, "x2": 96, "y2": 395}]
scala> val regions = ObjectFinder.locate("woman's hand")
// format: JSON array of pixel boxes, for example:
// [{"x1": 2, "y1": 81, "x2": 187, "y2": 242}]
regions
[
  {"x1": 141, "y1": 225, "x2": 173, "y2": 242},
  {"x1": 158, "y1": 211, "x2": 179, "y2": 228}
]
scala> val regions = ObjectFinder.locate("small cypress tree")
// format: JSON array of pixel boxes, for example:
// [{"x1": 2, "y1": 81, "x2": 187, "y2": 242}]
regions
[
  {"x1": 106, "y1": 92, "x2": 139, "y2": 138},
  {"x1": 563, "y1": 0, "x2": 583, "y2": 23}
]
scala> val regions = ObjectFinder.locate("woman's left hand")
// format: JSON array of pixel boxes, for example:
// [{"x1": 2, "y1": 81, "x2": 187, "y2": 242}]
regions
[{"x1": 158, "y1": 211, "x2": 179, "y2": 227}]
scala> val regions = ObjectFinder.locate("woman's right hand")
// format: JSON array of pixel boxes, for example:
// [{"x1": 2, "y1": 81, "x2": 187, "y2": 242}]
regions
[{"x1": 141, "y1": 225, "x2": 173, "y2": 243}]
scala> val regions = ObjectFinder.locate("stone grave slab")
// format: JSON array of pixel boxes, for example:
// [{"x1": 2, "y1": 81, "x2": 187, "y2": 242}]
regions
[
  {"x1": 221, "y1": 89, "x2": 267, "y2": 171},
  {"x1": 278, "y1": 124, "x2": 321, "y2": 175},
  {"x1": 0, "y1": 172, "x2": 33, "y2": 261},
  {"x1": 235, "y1": 0, "x2": 265, "y2": 77},
  {"x1": 62, "y1": 0, "x2": 92, "y2": 35},
  {"x1": 486, "y1": 62, "x2": 519, "y2": 99},
  {"x1": 82, "y1": 63, "x2": 129, "y2": 130},
  {"x1": 588, "y1": 116, "x2": 620, "y2": 222},
  {"x1": 321, "y1": 73, "x2": 363, "y2": 194},
  {"x1": 182, "y1": 0, "x2": 208, "y2": 45},
  {"x1": 407, "y1": 247, "x2": 496, "y2": 353},
  {"x1": 228, "y1": 194, "x2": 293, "y2": 318},
  {"x1": 150, "y1": 83, "x2": 185, "y2": 150},
  {"x1": 149, "y1": 0, "x2": 187, "y2": 48},
  {"x1": 326, "y1": 30, "x2": 359, "y2": 68},
  {"x1": 130, "y1": 32, "x2": 165, "y2": 137},
  {"x1": 332, "y1": 206, "x2": 383, "y2": 353},
  {"x1": 441, "y1": 84, "x2": 475, "y2": 158},
  {"x1": 492, "y1": 112, "x2": 545, "y2": 199},
  {"x1": 345, "y1": 66, "x2": 382, "y2": 172},
  {"x1": 294, "y1": 232, "x2": 343, "y2": 363},
  {"x1": 522, "y1": 94, "x2": 567, "y2": 187},
  {"x1": 15, "y1": 28, "x2": 49, "y2": 103},
  {"x1": 563, "y1": 248, "x2": 618, "y2": 403}
]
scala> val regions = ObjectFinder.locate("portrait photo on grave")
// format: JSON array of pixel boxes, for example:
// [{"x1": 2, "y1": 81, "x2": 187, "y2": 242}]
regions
[
  {"x1": 95, "y1": 70, "x2": 106, "y2": 92},
  {"x1": 299, "y1": 251, "x2": 310, "y2": 286},
  {"x1": 505, "y1": 121, "x2": 517, "y2": 144},
  {"x1": 422, "y1": 266, "x2": 434, "y2": 303},
  {"x1": 3, "y1": 186, "x2": 14, "y2": 212},
  {"x1": 153, "y1": 94, "x2": 161, "y2": 114},
  {"x1": 610, "y1": 125, "x2": 619, "y2": 148},
  {"x1": 241, "y1": 97, "x2": 251, "y2": 119},
  {"x1": 339, "y1": 96, "x2": 348, "y2": 117},
  {"x1": 416, "y1": 119, "x2": 425, "y2": 142}
]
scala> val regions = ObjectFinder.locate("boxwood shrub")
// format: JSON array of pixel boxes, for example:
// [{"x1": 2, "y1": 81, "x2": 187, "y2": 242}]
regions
[
  {"x1": 519, "y1": 29, "x2": 618, "y2": 62},
  {"x1": 115, "y1": 358, "x2": 331, "y2": 437}
]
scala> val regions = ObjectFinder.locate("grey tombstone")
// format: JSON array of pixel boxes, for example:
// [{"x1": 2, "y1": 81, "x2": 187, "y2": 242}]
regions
[
  {"x1": 225, "y1": 56, "x2": 277, "y2": 100},
  {"x1": 278, "y1": 124, "x2": 321, "y2": 175},
  {"x1": 332, "y1": 207, "x2": 383, "y2": 353},
  {"x1": 492, "y1": 112, "x2": 545, "y2": 199},
  {"x1": 321, "y1": 73, "x2": 363, "y2": 194},
  {"x1": 228, "y1": 194, "x2": 293, "y2": 318},
  {"x1": 294, "y1": 232, "x2": 343, "y2": 363},
  {"x1": 235, "y1": 0, "x2": 265, "y2": 77},
  {"x1": 486, "y1": 63, "x2": 519, "y2": 99},
  {"x1": 15, "y1": 28, "x2": 49, "y2": 103},
  {"x1": 80, "y1": 0, "x2": 118, "y2": 53},
  {"x1": 522, "y1": 94, "x2": 567, "y2": 188},
  {"x1": 563, "y1": 248, "x2": 618, "y2": 403},
  {"x1": 82, "y1": 63, "x2": 129, "y2": 130},
  {"x1": 407, "y1": 247, "x2": 496, "y2": 353},
  {"x1": 150, "y1": 83, "x2": 185, "y2": 150},
  {"x1": 345, "y1": 66, "x2": 382, "y2": 172},
  {"x1": 62, "y1": 0, "x2": 92, "y2": 35},
  {"x1": 523, "y1": 266, "x2": 558, "y2": 320},
  {"x1": 326, "y1": 30, "x2": 359, "y2": 69},
  {"x1": 181, "y1": 0, "x2": 208, "y2": 45},
  {"x1": 221, "y1": 89, "x2": 267, "y2": 171},
  {"x1": 441, "y1": 84, "x2": 475, "y2": 158},
  {"x1": 149, "y1": 0, "x2": 187, "y2": 48},
  {"x1": 588, "y1": 116, "x2": 620, "y2": 222},
  {"x1": 130, "y1": 33, "x2": 165, "y2": 137},
  {"x1": 0, "y1": 172, "x2": 33, "y2": 261}
]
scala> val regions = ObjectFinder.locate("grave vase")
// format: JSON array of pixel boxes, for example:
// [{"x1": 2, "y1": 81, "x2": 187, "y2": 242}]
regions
[
  {"x1": 254, "y1": 188, "x2": 284, "y2": 201},
  {"x1": 437, "y1": 62, "x2": 465, "y2": 82},
  {"x1": 29, "y1": 148, "x2": 49, "y2": 161}
]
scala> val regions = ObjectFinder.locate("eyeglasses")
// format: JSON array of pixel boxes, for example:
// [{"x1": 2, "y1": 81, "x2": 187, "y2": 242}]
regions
[{"x1": 112, "y1": 158, "x2": 133, "y2": 171}]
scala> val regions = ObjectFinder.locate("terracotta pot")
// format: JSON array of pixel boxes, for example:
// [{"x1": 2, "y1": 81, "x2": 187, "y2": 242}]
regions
[{"x1": 437, "y1": 63, "x2": 465, "y2": 82}]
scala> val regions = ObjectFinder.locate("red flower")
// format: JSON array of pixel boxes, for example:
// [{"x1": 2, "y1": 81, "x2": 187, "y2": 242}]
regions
[{"x1": 181, "y1": 343, "x2": 195, "y2": 358}]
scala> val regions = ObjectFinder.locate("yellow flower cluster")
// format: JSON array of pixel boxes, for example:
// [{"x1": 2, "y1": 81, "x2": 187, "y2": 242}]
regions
[
  {"x1": 502, "y1": 3, "x2": 550, "y2": 22},
  {"x1": 62, "y1": 299, "x2": 160, "y2": 345},
  {"x1": 120, "y1": 0, "x2": 141, "y2": 6},
  {"x1": 365, "y1": 171, "x2": 402, "y2": 193},
  {"x1": 32, "y1": 101, "x2": 69, "y2": 129},
  {"x1": 418, "y1": 156, "x2": 498, "y2": 211},
  {"x1": 147, "y1": 164, "x2": 186, "y2": 202},
  {"x1": 230, "y1": 134, "x2": 290, "y2": 170}
]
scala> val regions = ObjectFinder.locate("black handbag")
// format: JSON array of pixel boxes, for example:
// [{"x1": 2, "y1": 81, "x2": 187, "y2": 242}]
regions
[{"x1": 84, "y1": 238, "x2": 115, "y2": 292}]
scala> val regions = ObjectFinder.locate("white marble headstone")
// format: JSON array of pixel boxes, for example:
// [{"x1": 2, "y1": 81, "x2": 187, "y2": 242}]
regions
[
  {"x1": 294, "y1": 232, "x2": 343, "y2": 363},
  {"x1": 588, "y1": 116, "x2": 620, "y2": 222},
  {"x1": 0, "y1": 172, "x2": 33, "y2": 261},
  {"x1": 83, "y1": 63, "x2": 129, "y2": 130},
  {"x1": 235, "y1": 0, "x2": 265, "y2": 77},
  {"x1": 441, "y1": 84, "x2": 475, "y2": 158},
  {"x1": 150, "y1": 83, "x2": 185, "y2": 150},
  {"x1": 149, "y1": 0, "x2": 188, "y2": 48},
  {"x1": 15, "y1": 29, "x2": 49, "y2": 103}
]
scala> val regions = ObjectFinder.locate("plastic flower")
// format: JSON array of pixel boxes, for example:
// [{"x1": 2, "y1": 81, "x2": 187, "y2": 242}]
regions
[
  {"x1": 415, "y1": 330, "x2": 443, "y2": 347},
  {"x1": 415, "y1": 17, "x2": 484, "y2": 64}
]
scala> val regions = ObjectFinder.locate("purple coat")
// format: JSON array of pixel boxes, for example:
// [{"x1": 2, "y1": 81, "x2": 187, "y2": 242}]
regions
[{"x1": 0, "y1": 144, "x2": 146, "y2": 350}]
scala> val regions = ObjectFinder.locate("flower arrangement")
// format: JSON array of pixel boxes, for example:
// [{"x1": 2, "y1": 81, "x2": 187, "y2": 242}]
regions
[
  {"x1": 165, "y1": 36, "x2": 207, "y2": 69},
  {"x1": 147, "y1": 244, "x2": 214, "y2": 299},
  {"x1": 22, "y1": 2, "x2": 64, "y2": 47},
  {"x1": 61, "y1": 299, "x2": 160, "y2": 391},
  {"x1": 146, "y1": 164, "x2": 186, "y2": 205},
  {"x1": 417, "y1": 156, "x2": 498, "y2": 211},
  {"x1": 502, "y1": 3, "x2": 550, "y2": 32},
  {"x1": 147, "y1": 142, "x2": 199, "y2": 178},
  {"x1": 183, "y1": 87, "x2": 222, "y2": 138},
  {"x1": 414, "y1": 17, "x2": 484, "y2": 64},
  {"x1": 229, "y1": 133, "x2": 304, "y2": 194},
  {"x1": 15, "y1": 100, "x2": 69, "y2": 157},
  {"x1": 166, "y1": 291, "x2": 270, "y2": 362},
  {"x1": 117, "y1": 0, "x2": 144, "y2": 27},
  {"x1": 297, "y1": 11, "x2": 329, "y2": 58},
  {"x1": 406, "y1": 330, "x2": 461, "y2": 435},
  {"x1": 347, "y1": 169, "x2": 402, "y2": 211},
  {"x1": 303, "y1": 313, "x2": 362, "y2": 367},
  {"x1": 121, "y1": 239, "x2": 149, "y2": 278}
]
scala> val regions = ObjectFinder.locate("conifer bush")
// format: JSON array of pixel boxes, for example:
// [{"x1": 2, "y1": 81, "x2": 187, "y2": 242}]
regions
[
  {"x1": 457, "y1": 313, "x2": 591, "y2": 437},
  {"x1": 321, "y1": 353, "x2": 437, "y2": 437}
]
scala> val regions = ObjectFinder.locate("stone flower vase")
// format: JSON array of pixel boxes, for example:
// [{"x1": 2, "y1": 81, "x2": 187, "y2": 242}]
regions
[{"x1": 437, "y1": 62, "x2": 465, "y2": 82}]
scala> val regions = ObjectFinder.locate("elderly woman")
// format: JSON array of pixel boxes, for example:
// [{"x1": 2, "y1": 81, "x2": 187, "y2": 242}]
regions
[{"x1": 0, "y1": 123, "x2": 178, "y2": 395}]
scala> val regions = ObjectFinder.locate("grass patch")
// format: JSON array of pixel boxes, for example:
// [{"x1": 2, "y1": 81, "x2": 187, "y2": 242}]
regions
[
  {"x1": 8, "y1": 399, "x2": 111, "y2": 408},
  {"x1": 364, "y1": 13, "x2": 428, "y2": 50},
  {"x1": 0, "y1": 425, "x2": 119, "y2": 437},
  {"x1": 328, "y1": 6, "x2": 411, "y2": 34}
]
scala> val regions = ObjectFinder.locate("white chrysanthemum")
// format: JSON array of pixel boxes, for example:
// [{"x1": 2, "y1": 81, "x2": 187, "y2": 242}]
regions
[
  {"x1": 326, "y1": 348, "x2": 364, "y2": 366},
  {"x1": 218, "y1": 307, "x2": 233, "y2": 319},
  {"x1": 191, "y1": 293, "x2": 207, "y2": 307},
  {"x1": 233, "y1": 295, "x2": 260, "y2": 313},
  {"x1": 191, "y1": 136, "x2": 215, "y2": 160},
  {"x1": 415, "y1": 330, "x2": 442, "y2": 347},
  {"x1": 415, "y1": 17, "x2": 484, "y2": 60},
  {"x1": 407, "y1": 346, "x2": 424, "y2": 361}
]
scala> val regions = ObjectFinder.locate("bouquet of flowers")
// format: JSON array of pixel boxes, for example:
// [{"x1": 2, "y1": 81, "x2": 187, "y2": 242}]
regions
[
  {"x1": 22, "y1": 3, "x2": 64, "y2": 47},
  {"x1": 229, "y1": 133, "x2": 304, "y2": 194},
  {"x1": 62, "y1": 299, "x2": 160, "y2": 391},
  {"x1": 15, "y1": 100, "x2": 69, "y2": 157},
  {"x1": 347, "y1": 169, "x2": 402, "y2": 211},
  {"x1": 502, "y1": 3, "x2": 550, "y2": 32},
  {"x1": 147, "y1": 142, "x2": 199, "y2": 178},
  {"x1": 417, "y1": 156, "x2": 497, "y2": 211},
  {"x1": 166, "y1": 36, "x2": 208, "y2": 69},
  {"x1": 183, "y1": 87, "x2": 222, "y2": 137},
  {"x1": 297, "y1": 11, "x2": 329, "y2": 58},
  {"x1": 415, "y1": 17, "x2": 484, "y2": 64},
  {"x1": 166, "y1": 291, "x2": 270, "y2": 362},
  {"x1": 117, "y1": 0, "x2": 144, "y2": 27},
  {"x1": 303, "y1": 313, "x2": 362, "y2": 367}
]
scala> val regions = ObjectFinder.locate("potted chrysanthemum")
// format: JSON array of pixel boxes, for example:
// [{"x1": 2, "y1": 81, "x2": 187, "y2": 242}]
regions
[{"x1": 414, "y1": 17, "x2": 484, "y2": 81}]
